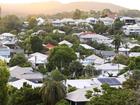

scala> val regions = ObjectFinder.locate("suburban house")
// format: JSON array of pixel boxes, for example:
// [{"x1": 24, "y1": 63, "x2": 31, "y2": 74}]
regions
[
  {"x1": 61, "y1": 18, "x2": 76, "y2": 25},
  {"x1": 122, "y1": 24, "x2": 140, "y2": 35},
  {"x1": 86, "y1": 17, "x2": 98, "y2": 24},
  {"x1": 9, "y1": 66, "x2": 43, "y2": 82},
  {"x1": 43, "y1": 43, "x2": 55, "y2": 50},
  {"x1": 95, "y1": 50, "x2": 115, "y2": 61},
  {"x1": 36, "y1": 17, "x2": 46, "y2": 26},
  {"x1": 28, "y1": 52, "x2": 48, "y2": 66},
  {"x1": 0, "y1": 43, "x2": 10, "y2": 58},
  {"x1": 120, "y1": 17, "x2": 136, "y2": 25},
  {"x1": 9, "y1": 79, "x2": 43, "y2": 89},
  {"x1": 0, "y1": 33, "x2": 17, "y2": 48},
  {"x1": 79, "y1": 33, "x2": 112, "y2": 45},
  {"x1": 53, "y1": 29, "x2": 66, "y2": 34},
  {"x1": 99, "y1": 17, "x2": 114, "y2": 26},
  {"x1": 52, "y1": 19, "x2": 64, "y2": 27},
  {"x1": 81, "y1": 54, "x2": 105, "y2": 65},
  {"x1": 66, "y1": 77, "x2": 125, "y2": 105},
  {"x1": 129, "y1": 52, "x2": 140, "y2": 57},
  {"x1": 66, "y1": 88, "x2": 90, "y2": 105},
  {"x1": 80, "y1": 44, "x2": 95, "y2": 50},
  {"x1": 58, "y1": 40, "x2": 73, "y2": 47},
  {"x1": 95, "y1": 63, "x2": 127, "y2": 77}
]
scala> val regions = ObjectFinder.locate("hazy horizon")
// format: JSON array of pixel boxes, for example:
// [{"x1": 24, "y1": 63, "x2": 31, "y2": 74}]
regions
[{"x1": 0, "y1": 0, "x2": 140, "y2": 10}]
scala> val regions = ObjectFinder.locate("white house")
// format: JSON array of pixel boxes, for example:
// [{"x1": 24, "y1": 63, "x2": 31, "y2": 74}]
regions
[
  {"x1": 52, "y1": 19, "x2": 64, "y2": 27},
  {"x1": 122, "y1": 24, "x2": 140, "y2": 35},
  {"x1": 36, "y1": 17, "x2": 46, "y2": 26},
  {"x1": 99, "y1": 17, "x2": 114, "y2": 26},
  {"x1": 9, "y1": 79, "x2": 43, "y2": 89},
  {"x1": 0, "y1": 33, "x2": 17, "y2": 49},
  {"x1": 9, "y1": 66, "x2": 43, "y2": 82},
  {"x1": 129, "y1": 52, "x2": 140, "y2": 57},
  {"x1": 86, "y1": 17, "x2": 98, "y2": 24},
  {"x1": 28, "y1": 52, "x2": 48, "y2": 66},
  {"x1": 79, "y1": 33, "x2": 112, "y2": 45},
  {"x1": 0, "y1": 44, "x2": 10, "y2": 58},
  {"x1": 53, "y1": 29, "x2": 66, "y2": 34},
  {"x1": 120, "y1": 17, "x2": 136, "y2": 25},
  {"x1": 66, "y1": 77, "x2": 125, "y2": 105},
  {"x1": 81, "y1": 54, "x2": 105, "y2": 65},
  {"x1": 95, "y1": 63, "x2": 127, "y2": 77},
  {"x1": 58, "y1": 40, "x2": 73, "y2": 47},
  {"x1": 61, "y1": 18, "x2": 76, "y2": 25},
  {"x1": 80, "y1": 44, "x2": 95, "y2": 50}
]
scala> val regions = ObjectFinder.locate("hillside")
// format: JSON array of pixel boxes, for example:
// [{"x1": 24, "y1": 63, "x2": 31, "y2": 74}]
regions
[{"x1": 1, "y1": 1, "x2": 128, "y2": 16}]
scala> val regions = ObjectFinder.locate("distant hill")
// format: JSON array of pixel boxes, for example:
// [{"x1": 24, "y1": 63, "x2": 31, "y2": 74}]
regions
[{"x1": 1, "y1": 1, "x2": 128, "y2": 16}]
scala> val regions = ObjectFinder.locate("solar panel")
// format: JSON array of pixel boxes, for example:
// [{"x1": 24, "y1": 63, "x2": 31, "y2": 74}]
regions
[{"x1": 98, "y1": 78, "x2": 121, "y2": 86}]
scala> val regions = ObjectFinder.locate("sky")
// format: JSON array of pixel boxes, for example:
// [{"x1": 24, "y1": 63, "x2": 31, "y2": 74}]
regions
[{"x1": 0, "y1": 0, "x2": 140, "y2": 10}]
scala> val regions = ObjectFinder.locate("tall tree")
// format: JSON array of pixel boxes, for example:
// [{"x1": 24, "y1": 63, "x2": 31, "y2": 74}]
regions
[
  {"x1": 30, "y1": 36, "x2": 43, "y2": 53},
  {"x1": 73, "y1": 9, "x2": 82, "y2": 19},
  {"x1": 112, "y1": 34, "x2": 123, "y2": 53},
  {"x1": 48, "y1": 46, "x2": 77, "y2": 71},
  {"x1": 40, "y1": 70, "x2": 66, "y2": 105},
  {"x1": 0, "y1": 60, "x2": 10, "y2": 105}
]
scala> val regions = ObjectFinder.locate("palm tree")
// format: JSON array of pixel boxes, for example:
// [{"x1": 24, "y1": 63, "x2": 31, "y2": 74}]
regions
[
  {"x1": 112, "y1": 34, "x2": 123, "y2": 53},
  {"x1": 40, "y1": 75, "x2": 66, "y2": 105}
]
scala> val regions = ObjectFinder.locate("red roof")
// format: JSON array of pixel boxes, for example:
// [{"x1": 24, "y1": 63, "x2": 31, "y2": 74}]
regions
[{"x1": 43, "y1": 43, "x2": 55, "y2": 49}]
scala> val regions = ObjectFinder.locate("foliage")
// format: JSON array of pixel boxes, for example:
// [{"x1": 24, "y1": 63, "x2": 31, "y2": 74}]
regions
[
  {"x1": 112, "y1": 34, "x2": 123, "y2": 53},
  {"x1": 9, "y1": 53, "x2": 31, "y2": 67},
  {"x1": 37, "y1": 65, "x2": 48, "y2": 74},
  {"x1": 84, "y1": 65, "x2": 100, "y2": 77},
  {"x1": 68, "y1": 61, "x2": 83, "y2": 78},
  {"x1": 85, "y1": 90, "x2": 93, "y2": 99},
  {"x1": 73, "y1": 9, "x2": 82, "y2": 19},
  {"x1": 94, "y1": 21, "x2": 109, "y2": 34},
  {"x1": 88, "y1": 41, "x2": 112, "y2": 51},
  {"x1": 50, "y1": 68, "x2": 66, "y2": 81},
  {"x1": 30, "y1": 36, "x2": 43, "y2": 53},
  {"x1": 130, "y1": 46, "x2": 140, "y2": 52},
  {"x1": 113, "y1": 18, "x2": 124, "y2": 30},
  {"x1": 112, "y1": 54, "x2": 129, "y2": 65},
  {"x1": 27, "y1": 16, "x2": 38, "y2": 29},
  {"x1": 40, "y1": 78, "x2": 66, "y2": 105},
  {"x1": 55, "y1": 99, "x2": 70, "y2": 105},
  {"x1": 8, "y1": 84, "x2": 42, "y2": 105},
  {"x1": 0, "y1": 15, "x2": 22, "y2": 33},
  {"x1": 48, "y1": 46, "x2": 77, "y2": 71},
  {"x1": 64, "y1": 35, "x2": 80, "y2": 44},
  {"x1": 123, "y1": 70, "x2": 140, "y2": 90},
  {"x1": 0, "y1": 60, "x2": 10, "y2": 105},
  {"x1": 87, "y1": 84, "x2": 137, "y2": 105},
  {"x1": 67, "y1": 85, "x2": 77, "y2": 93}
]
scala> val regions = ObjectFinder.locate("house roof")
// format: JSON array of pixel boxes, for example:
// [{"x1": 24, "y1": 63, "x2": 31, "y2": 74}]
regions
[
  {"x1": 66, "y1": 79, "x2": 95, "y2": 89},
  {"x1": 53, "y1": 29, "x2": 65, "y2": 34},
  {"x1": 82, "y1": 54, "x2": 105, "y2": 65},
  {"x1": 9, "y1": 79, "x2": 43, "y2": 89},
  {"x1": 95, "y1": 50, "x2": 115, "y2": 57},
  {"x1": 66, "y1": 88, "x2": 91, "y2": 102},
  {"x1": 1, "y1": 33, "x2": 15, "y2": 37},
  {"x1": 80, "y1": 33, "x2": 110, "y2": 40},
  {"x1": 129, "y1": 52, "x2": 140, "y2": 57},
  {"x1": 28, "y1": 52, "x2": 48, "y2": 64},
  {"x1": 9, "y1": 66, "x2": 43, "y2": 80},
  {"x1": 43, "y1": 43, "x2": 55, "y2": 49},
  {"x1": 80, "y1": 44, "x2": 95, "y2": 50},
  {"x1": 58, "y1": 40, "x2": 73, "y2": 47},
  {"x1": 95, "y1": 63, "x2": 126, "y2": 71}
]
